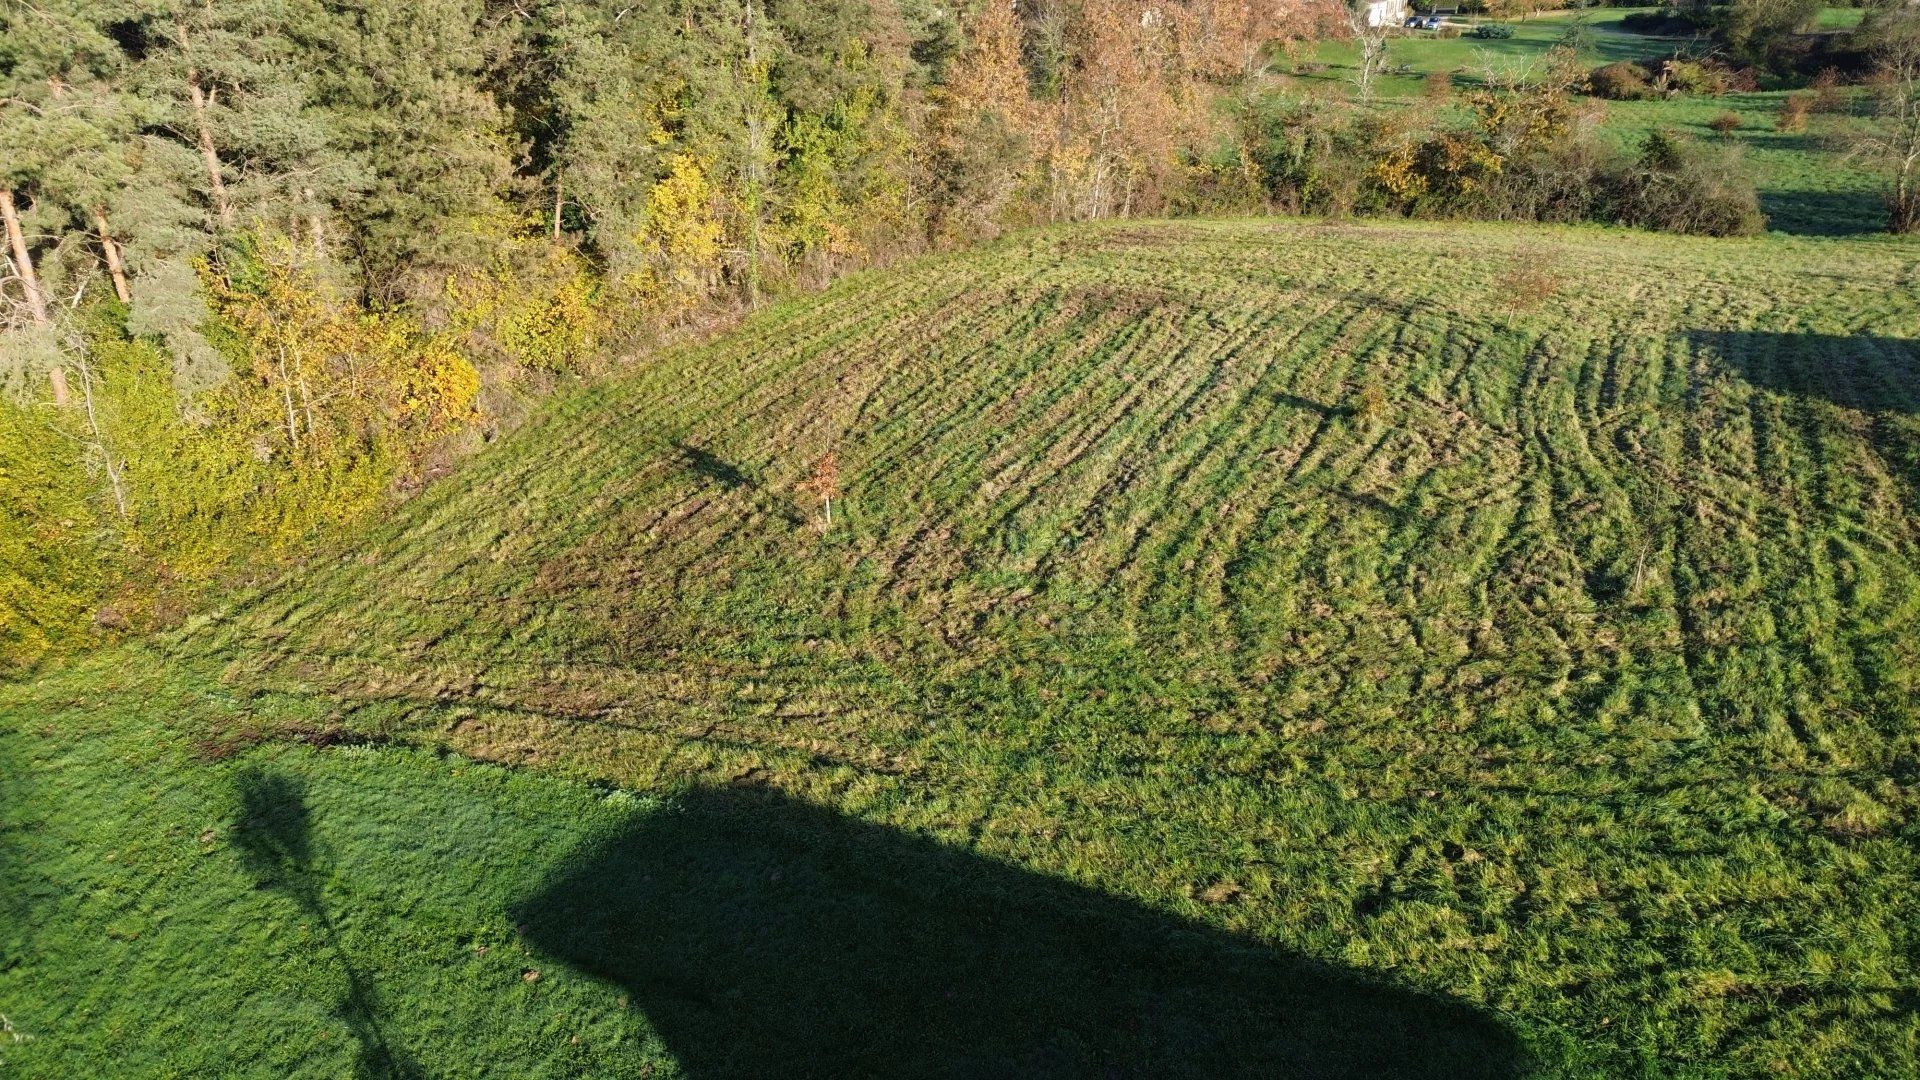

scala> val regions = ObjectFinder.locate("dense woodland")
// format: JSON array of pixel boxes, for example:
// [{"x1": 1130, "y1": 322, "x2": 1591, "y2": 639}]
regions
[
  {"x1": 0, "y1": 0, "x2": 1340, "y2": 666},
  {"x1": 3, "y1": 0, "x2": 1917, "y2": 668}
]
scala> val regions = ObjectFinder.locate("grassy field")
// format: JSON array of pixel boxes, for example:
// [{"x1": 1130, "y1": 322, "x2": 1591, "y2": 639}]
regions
[
  {"x1": 6, "y1": 217, "x2": 1920, "y2": 1077},
  {"x1": 1815, "y1": 7, "x2": 1867, "y2": 30},
  {"x1": 1310, "y1": 7, "x2": 1687, "y2": 94},
  {"x1": 1304, "y1": 9, "x2": 1891, "y2": 236}
]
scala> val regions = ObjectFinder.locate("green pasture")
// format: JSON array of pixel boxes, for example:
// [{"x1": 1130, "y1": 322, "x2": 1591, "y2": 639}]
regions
[
  {"x1": 7, "y1": 218, "x2": 1917, "y2": 1078},
  {"x1": 1300, "y1": 8, "x2": 1891, "y2": 235}
]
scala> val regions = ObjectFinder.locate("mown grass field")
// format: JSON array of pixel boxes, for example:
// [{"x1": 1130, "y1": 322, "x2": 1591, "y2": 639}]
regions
[
  {"x1": 1305, "y1": 9, "x2": 1891, "y2": 236},
  {"x1": 6, "y1": 217, "x2": 1920, "y2": 1077}
]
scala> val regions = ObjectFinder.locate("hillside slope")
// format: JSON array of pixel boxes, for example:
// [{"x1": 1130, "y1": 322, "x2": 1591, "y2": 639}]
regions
[{"x1": 9, "y1": 219, "x2": 1920, "y2": 1077}]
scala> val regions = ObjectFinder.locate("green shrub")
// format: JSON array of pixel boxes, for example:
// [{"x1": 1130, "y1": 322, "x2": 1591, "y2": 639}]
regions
[
  {"x1": 1471, "y1": 23, "x2": 1515, "y2": 39},
  {"x1": 0, "y1": 246, "x2": 501, "y2": 670},
  {"x1": 1663, "y1": 59, "x2": 1732, "y2": 95},
  {"x1": 1588, "y1": 61, "x2": 1658, "y2": 100},
  {"x1": 1240, "y1": 96, "x2": 1376, "y2": 216},
  {"x1": 1609, "y1": 128, "x2": 1766, "y2": 236},
  {"x1": 0, "y1": 402, "x2": 108, "y2": 671},
  {"x1": 1243, "y1": 85, "x2": 1764, "y2": 238},
  {"x1": 1621, "y1": 9, "x2": 1708, "y2": 34}
]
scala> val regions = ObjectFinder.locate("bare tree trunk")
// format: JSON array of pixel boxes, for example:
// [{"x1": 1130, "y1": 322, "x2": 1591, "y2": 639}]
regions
[
  {"x1": 76, "y1": 363, "x2": 129, "y2": 519},
  {"x1": 1344, "y1": 1, "x2": 1388, "y2": 104},
  {"x1": 2, "y1": 190, "x2": 49, "y2": 326},
  {"x1": 276, "y1": 341, "x2": 301, "y2": 453},
  {"x1": 303, "y1": 187, "x2": 326, "y2": 258},
  {"x1": 1358, "y1": 32, "x2": 1387, "y2": 102},
  {"x1": 1865, "y1": 42, "x2": 1920, "y2": 233},
  {"x1": 1896, "y1": 83, "x2": 1920, "y2": 232},
  {"x1": 742, "y1": 0, "x2": 767, "y2": 307},
  {"x1": 2, "y1": 188, "x2": 67, "y2": 406},
  {"x1": 92, "y1": 207, "x2": 133, "y2": 304},
  {"x1": 551, "y1": 169, "x2": 564, "y2": 242},
  {"x1": 188, "y1": 72, "x2": 235, "y2": 228}
]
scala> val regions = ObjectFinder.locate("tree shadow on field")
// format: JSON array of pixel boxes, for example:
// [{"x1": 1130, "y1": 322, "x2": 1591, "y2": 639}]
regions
[
  {"x1": 676, "y1": 442, "x2": 752, "y2": 489},
  {"x1": 231, "y1": 768, "x2": 421, "y2": 1080},
  {"x1": 1692, "y1": 329, "x2": 1920, "y2": 509},
  {"x1": 512, "y1": 786, "x2": 1527, "y2": 1080},
  {"x1": 1689, "y1": 330, "x2": 1920, "y2": 415},
  {"x1": 1272, "y1": 390, "x2": 1345, "y2": 417},
  {"x1": 1757, "y1": 189, "x2": 1887, "y2": 237}
]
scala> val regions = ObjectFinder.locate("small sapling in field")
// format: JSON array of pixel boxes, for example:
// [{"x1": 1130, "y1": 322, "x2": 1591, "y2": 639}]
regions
[
  {"x1": 1495, "y1": 248, "x2": 1564, "y2": 328},
  {"x1": 1349, "y1": 384, "x2": 1387, "y2": 430},
  {"x1": 797, "y1": 450, "x2": 841, "y2": 529},
  {"x1": 1777, "y1": 92, "x2": 1812, "y2": 133}
]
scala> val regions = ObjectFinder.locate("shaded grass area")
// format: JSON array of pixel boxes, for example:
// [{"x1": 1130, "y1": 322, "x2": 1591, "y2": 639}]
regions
[
  {"x1": 1, "y1": 654, "x2": 666, "y2": 1077},
  {"x1": 8, "y1": 219, "x2": 1920, "y2": 1077},
  {"x1": 0, "y1": 650, "x2": 1531, "y2": 1079},
  {"x1": 1691, "y1": 330, "x2": 1920, "y2": 415},
  {"x1": 520, "y1": 785, "x2": 1525, "y2": 1079}
]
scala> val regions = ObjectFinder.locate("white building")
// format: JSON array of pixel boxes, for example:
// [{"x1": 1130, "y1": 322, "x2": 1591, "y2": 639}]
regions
[{"x1": 1365, "y1": 0, "x2": 1412, "y2": 27}]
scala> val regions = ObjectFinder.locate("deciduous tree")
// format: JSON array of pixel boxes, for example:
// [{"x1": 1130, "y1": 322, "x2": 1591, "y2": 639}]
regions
[
  {"x1": 1340, "y1": 0, "x2": 1391, "y2": 103},
  {"x1": 1854, "y1": 10, "x2": 1920, "y2": 232}
]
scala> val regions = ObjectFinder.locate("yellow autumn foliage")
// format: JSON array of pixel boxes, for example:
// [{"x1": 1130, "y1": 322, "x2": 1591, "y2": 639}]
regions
[
  {"x1": 447, "y1": 245, "x2": 606, "y2": 375},
  {"x1": 627, "y1": 152, "x2": 730, "y2": 314}
]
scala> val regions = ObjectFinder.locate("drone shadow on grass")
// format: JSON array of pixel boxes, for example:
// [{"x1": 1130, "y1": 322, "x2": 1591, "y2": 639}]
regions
[{"x1": 512, "y1": 785, "x2": 1526, "y2": 1080}]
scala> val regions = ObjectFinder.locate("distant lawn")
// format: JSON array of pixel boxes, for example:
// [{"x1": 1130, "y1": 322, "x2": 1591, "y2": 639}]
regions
[
  {"x1": 1305, "y1": 8, "x2": 1692, "y2": 97},
  {"x1": 1815, "y1": 6, "x2": 1866, "y2": 30},
  {"x1": 1297, "y1": 8, "x2": 1890, "y2": 235},
  {"x1": 1601, "y1": 93, "x2": 1887, "y2": 235}
]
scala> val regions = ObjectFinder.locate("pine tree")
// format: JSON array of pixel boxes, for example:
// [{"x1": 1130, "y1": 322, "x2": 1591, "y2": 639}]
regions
[
  {"x1": 317, "y1": 0, "x2": 518, "y2": 300},
  {"x1": 0, "y1": 0, "x2": 135, "y2": 403},
  {"x1": 113, "y1": 0, "x2": 345, "y2": 392},
  {"x1": 526, "y1": 0, "x2": 691, "y2": 282},
  {"x1": 136, "y1": 0, "x2": 329, "y2": 232}
]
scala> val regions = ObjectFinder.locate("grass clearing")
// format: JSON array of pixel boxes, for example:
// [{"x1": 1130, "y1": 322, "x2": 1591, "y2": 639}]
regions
[
  {"x1": 6, "y1": 218, "x2": 1920, "y2": 1077},
  {"x1": 1310, "y1": 8, "x2": 1686, "y2": 93}
]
